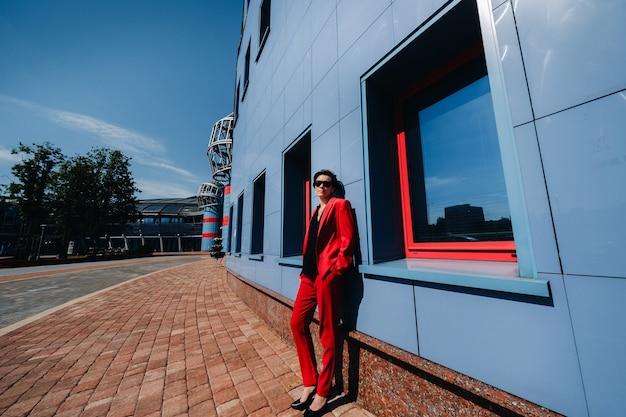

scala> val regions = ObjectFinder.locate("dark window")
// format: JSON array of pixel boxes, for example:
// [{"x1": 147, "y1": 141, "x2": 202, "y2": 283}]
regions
[
  {"x1": 234, "y1": 81, "x2": 240, "y2": 124},
  {"x1": 282, "y1": 131, "x2": 311, "y2": 257},
  {"x1": 258, "y1": 0, "x2": 271, "y2": 58},
  {"x1": 227, "y1": 204, "x2": 234, "y2": 253},
  {"x1": 235, "y1": 193, "x2": 244, "y2": 253},
  {"x1": 251, "y1": 172, "x2": 266, "y2": 255},
  {"x1": 243, "y1": 42, "x2": 250, "y2": 99}
]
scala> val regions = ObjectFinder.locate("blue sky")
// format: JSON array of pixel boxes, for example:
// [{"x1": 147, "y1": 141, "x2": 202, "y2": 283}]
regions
[
  {"x1": 0, "y1": 0, "x2": 242, "y2": 199},
  {"x1": 419, "y1": 76, "x2": 510, "y2": 222}
]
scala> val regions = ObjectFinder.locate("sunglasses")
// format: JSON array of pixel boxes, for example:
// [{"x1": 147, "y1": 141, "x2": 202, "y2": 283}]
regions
[{"x1": 313, "y1": 180, "x2": 333, "y2": 188}]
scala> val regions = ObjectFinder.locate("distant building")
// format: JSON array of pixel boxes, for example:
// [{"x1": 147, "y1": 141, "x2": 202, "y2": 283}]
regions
[
  {"x1": 444, "y1": 203, "x2": 484, "y2": 235},
  {"x1": 222, "y1": 1, "x2": 626, "y2": 417},
  {"x1": 0, "y1": 197, "x2": 204, "y2": 256},
  {"x1": 109, "y1": 197, "x2": 203, "y2": 252}
]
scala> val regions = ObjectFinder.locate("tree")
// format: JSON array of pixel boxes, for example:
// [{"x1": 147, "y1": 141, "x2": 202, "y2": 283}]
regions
[
  {"x1": 8, "y1": 142, "x2": 64, "y2": 259},
  {"x1": 52, "y1": 148, "x2": 140, "y2": 256},
  {"x1": 94, "y1": 149, "x2": 139, "y2": 228},
  {"x1": 7, "y1": 143, "x2": 140, "y2": 259},
  {"x1": 52, "y1": 154, "x2": 99, "y2": 255}
]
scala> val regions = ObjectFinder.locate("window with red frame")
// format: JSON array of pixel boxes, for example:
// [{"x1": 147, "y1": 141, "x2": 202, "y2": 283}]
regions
[
  {"x1": 363, "y1": 0, "x2": 516, "y2": 263},
  {"x1": 395, "y1": 50, "x2": 515, "y2": 262}
]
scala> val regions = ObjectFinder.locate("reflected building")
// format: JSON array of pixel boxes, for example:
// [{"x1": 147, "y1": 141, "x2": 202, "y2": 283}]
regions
[{"x1": 444, "y1": 204, "x2": 484, "y2": 235}]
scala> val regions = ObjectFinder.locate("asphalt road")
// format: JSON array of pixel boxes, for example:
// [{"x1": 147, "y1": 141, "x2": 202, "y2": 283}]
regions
[{"x1": 0, "y1": 255, "x2": 208, "y2": 330}]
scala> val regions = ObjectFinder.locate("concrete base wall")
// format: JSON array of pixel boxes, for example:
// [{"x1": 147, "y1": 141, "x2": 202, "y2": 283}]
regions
[{"x1": 226, "y1": 269, "x2": 563, "y2": 417}]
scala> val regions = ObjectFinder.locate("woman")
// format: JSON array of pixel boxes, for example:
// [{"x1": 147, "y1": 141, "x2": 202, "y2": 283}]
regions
[{"x1": 290, "y1": 169, "x2": 356, "y2": 416}]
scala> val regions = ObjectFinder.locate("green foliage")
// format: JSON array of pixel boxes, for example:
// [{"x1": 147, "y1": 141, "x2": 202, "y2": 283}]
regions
[
  {"x1": 8, "y1": 142, "x2": 64, "y2": 226},
  {"x1": 7, "y1": 142, "x2": 140, "y2": 259},
  {"x1": 7, "y1": 142, "x2": 64, "y2": 258}
]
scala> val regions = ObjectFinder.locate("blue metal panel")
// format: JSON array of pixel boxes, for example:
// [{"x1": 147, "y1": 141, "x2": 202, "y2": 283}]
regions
[
  {"x1": 514, "y1": 0, "x2": 626, "y2": 118},
  {"x1": 263, "y1": 210, "x2": 280, "y2": 257},
  {"x1": 414, "y1": 273, "x2": 587, "y2": 417},
  {"x1": 390, "y1": 0, "x2": 443, "y2": 43},
  {"x1": 311, "y1": 9, "x2": 338, "y2": 88},
  {"x1": 336, "y1": 0, "x2": 391, "y2": 57},
  {"x1": 566, "y1": 274, "x2": 626, "y2": 417},
  {"x1": 281, "y1": 265, "x2": 302, "y2": 301},
  {"x1": 357, "y1": 276, "x2": 419, "y2": 355},
  {"x1": 492, "y1": 2, "x2": 533, "y2": 127},
  {"x1": 312, "y1": 124, "x2": 341, "y2": 172},
  {"x1": 252, "y1": 255, "x2": 282, "y2": 295},
  {"x1": 536, "y1": 93, "x2": 626, "y2": 278},
  {"x1": 512, "y1": 124, "x2": 561, "y2": 274},
  {"x1": 311, "y1": 66, "x2": 340, "y2": 138},
  {"x1": 339, "y1": 110, "x2": 365, "y2": 186}
]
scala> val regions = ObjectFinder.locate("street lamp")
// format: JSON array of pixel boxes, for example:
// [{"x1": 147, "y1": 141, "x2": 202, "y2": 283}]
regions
[{"x1": 37, "y1": 224, "x2": 48, "y2": 260}]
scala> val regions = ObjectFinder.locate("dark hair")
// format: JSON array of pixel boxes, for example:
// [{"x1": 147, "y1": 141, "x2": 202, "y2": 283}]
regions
[
  {"x1": 314, "y1": 169, "x2": 338, "y2": 187},
  {"x1": 332, "y1": 180, "x2": 345, "y2": 198},
  {"x1": 314, "y1": 169, "x2": 345, "y2": 198}
]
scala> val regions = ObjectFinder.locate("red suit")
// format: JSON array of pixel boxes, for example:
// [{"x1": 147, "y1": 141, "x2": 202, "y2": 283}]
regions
[{"x1": 290, "y1": 197, "x2": 356, "y2": 398}]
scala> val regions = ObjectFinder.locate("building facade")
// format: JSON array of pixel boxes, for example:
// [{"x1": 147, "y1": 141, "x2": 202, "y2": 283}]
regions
[
  {"x1": 225, "y1": 1, "x2": 626, "y2": 416},
  {"x1": 113, "y1": 197, "x2": 203, "y2": 252}
]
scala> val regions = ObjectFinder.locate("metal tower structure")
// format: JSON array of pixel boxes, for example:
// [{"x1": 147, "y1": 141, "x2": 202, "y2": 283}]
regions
[
  {"x1": 206, "y1": 113, "x2": 234, "y2": 185},
  {"x1": 198, "y1": 113, "x2": 234, "y2": 252},
  {"x1": 197, "y1": 182, "x2": 223, "y2": 208}
]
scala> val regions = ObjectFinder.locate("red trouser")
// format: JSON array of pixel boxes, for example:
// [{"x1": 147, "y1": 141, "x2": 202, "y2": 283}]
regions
[{"x1": 290, "y1": 275, "x2": 343, "y2": 397}]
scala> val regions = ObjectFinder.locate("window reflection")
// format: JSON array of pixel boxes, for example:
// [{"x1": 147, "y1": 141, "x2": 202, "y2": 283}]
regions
[{"x1": 407, "y1": 76, "x2": 513, "y2": 243}]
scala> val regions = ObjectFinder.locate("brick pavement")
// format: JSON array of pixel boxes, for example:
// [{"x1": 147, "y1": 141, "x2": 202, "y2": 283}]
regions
[{"x1": 0, "y1": 259, "x2": 375, "y2": 417}]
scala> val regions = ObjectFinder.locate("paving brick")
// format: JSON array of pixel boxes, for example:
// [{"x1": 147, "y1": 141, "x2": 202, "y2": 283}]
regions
[
  {"x1": 213, "y1": 386, "x2": 238, "y2": 407},
  {"x1": 164, "y1": 378, "x2": 187, "y2": 400},
  {"x1": 241, "y1": 391, "x2": 269, "y2": 415},
  {"x1": 112, "y1": 388, "x2": 139, "y2": 414},
  {"x1": 3, "y1": 394, "x2": 42, "y2": 416},
  {"x1": 189, "y1": 399, "x2": 217, "y2": 417},
  {"x1": 0, "y1": 258, "x2": 375, "y2": 417},
  {"x1": 247, "y1": 406, "x2": 275, "y2": 417},
  {"x1": 162, "y1": 393, "x2": 189, "y2": 417},
  {"x1": 82, "y1": 397, "x2": 113, "y2": 415},
  {"x1": 188, "y1": 384, "x2": 212, "y2": 407},
  {"x1": 216, "y1": 398, "x2": 246, "y2": 417},
  {"x1": 56, "y1": 392, "x2": 90, "y2": 414},
  {"x1": 210, "y1": 373, "x2": 234, "y2": 393},
  {"x1": 186, "y1": 364, "x2": 209, "y2": 390}
]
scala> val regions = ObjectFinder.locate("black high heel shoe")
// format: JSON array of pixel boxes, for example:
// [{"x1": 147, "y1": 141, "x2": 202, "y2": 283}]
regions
[
  {"x1": 291, "y1": 388, "x2": 316, "y2": 410},
  {"x1": 303, "y1": 402, "x2": 328, "y2": 417}
]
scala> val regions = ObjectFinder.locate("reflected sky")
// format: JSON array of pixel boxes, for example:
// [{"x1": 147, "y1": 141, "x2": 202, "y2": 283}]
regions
[{"x1": 419, "y1": 76, "x2": 510, "y2": 224}]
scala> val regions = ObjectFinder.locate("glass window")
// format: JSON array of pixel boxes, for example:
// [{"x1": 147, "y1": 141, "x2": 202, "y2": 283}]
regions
[
  {"x1": 243, "y1": 42, "x2": 250, "y2": 99},
  {"x1": 226, "y1": 204, "x2": 234, "y2": 253},
  {"x1": 251, "y1": 172, "x2": 266, "y2": 255},
  {"x1": 234, "y1": 81, "x2": 240, "y2": 123},
  {"x1": 258, "y1": 0, "x2": 271, "y2": 57},
  {"x1": 364, "y1": 0, "x2": 515, "y2": 263},
  {"x1": 282, "y1": 131, "x2": 311, "y2": 257},
  {"x1": 399, "y1": 72, "x2": 514, "y2": 260},
  {"x1": 235, "y1": 193, "x2": 244, "y2": 253}
]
